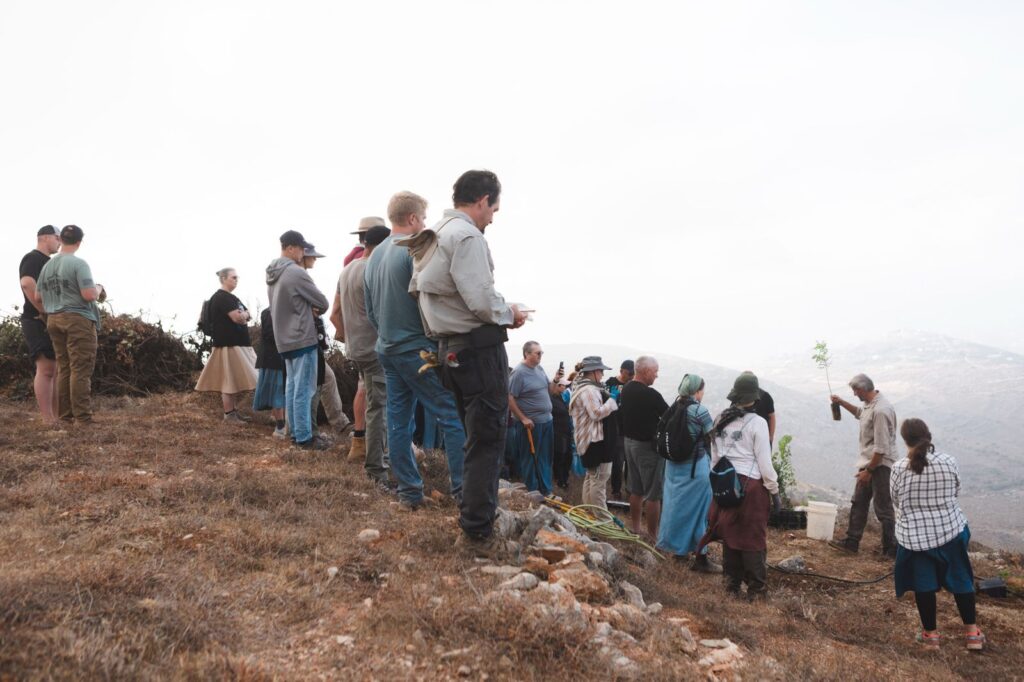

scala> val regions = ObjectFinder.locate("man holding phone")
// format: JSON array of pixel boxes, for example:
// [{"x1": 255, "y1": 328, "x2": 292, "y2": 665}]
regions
[{"x1": 508, "y1": 341, "x2": 565, "y2": 495}]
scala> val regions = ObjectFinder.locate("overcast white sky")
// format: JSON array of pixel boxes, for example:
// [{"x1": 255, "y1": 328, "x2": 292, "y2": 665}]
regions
[{"x1": 3, "y1": 1, "x2": 1022, "y2": 368}]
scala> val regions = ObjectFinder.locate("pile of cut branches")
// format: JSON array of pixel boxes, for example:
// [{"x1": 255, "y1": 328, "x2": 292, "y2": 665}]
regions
[{"x1": 0, "y1": 311, "x2": 201, "y2": 398}]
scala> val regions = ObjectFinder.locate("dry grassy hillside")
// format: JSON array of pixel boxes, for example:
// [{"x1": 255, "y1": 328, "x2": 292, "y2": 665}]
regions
[{"x1": 1, "y1": 393, "x2": 1022, "y2": 680}]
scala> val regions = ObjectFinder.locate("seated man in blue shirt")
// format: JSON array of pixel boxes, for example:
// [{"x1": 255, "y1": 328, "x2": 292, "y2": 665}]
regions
[{"x1": 364, "y1": 191, "x2": 466, "y2": 510}]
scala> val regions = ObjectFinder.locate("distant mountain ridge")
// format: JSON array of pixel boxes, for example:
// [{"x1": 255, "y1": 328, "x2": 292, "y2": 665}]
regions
[{"x1": 540, "y1": 331, "x2": 1024, "y2": 550}]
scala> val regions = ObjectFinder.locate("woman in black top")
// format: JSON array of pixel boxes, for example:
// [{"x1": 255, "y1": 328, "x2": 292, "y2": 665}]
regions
[{"x1": 194, "y1": 268, "x2": 258, "y2": 422}]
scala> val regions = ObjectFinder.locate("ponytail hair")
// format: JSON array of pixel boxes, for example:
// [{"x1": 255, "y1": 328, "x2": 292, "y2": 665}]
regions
[
  {"x1": 216, "y1": 268, "x2": 235, "y2": 283},
  {"x1": 900, "y1": 418, "x2": 934, "y2": 474}
]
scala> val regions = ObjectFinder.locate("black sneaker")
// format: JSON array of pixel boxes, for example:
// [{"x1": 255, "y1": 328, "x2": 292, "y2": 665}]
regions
[
  {"x1": 371, "y1": 477, "x2": 396, "y2": 493},
  {"x1": 296, "y1": 436, "x2": 330, "y2": 451}
]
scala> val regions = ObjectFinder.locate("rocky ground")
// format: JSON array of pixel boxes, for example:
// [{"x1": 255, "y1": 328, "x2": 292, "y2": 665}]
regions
[{"x1": 1, "y1": 391, "x2": 1022, "y2": 680}]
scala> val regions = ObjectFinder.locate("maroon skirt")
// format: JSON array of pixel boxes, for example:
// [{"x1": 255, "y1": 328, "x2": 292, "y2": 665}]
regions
[{"x1": 699, "y1": 475, "x2": 771, "y2": 552}]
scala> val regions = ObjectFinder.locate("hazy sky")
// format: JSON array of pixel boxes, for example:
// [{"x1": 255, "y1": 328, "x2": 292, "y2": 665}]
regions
[{"x1": 3, "y1": 1, "x2": 1022, "y2": 368}]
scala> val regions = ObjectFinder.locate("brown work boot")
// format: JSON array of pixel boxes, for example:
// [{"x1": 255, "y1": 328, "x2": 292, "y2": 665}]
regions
[
  {"x1": 455, "y1": 533, "x2": 519, "y2": 561},
  {"x1": 691, "y1": 553, "x2": 723, "y2": 574},
  {"x1": 347, "y1": 435, "x2": 366, "y2": 462},
  {"x1": 828, "y1": 538, "x2": 859, "y2": 555}
]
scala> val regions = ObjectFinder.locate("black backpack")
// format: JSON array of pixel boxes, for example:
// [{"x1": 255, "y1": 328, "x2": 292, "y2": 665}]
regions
[
  {"x1": 655, "y1": 397, "x2": 706, "y2": 476},
  {"x1": 197, "y1": 299, "x2": 214, "y2": 336},
  {"x1": 710, "y1": 456, "x2": 746, "y2": 508}
]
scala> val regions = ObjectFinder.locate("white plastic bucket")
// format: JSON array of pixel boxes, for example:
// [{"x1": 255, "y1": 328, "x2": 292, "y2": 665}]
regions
[{"x1": 805, "y1": 501, "x2": 838, "y2": 541}]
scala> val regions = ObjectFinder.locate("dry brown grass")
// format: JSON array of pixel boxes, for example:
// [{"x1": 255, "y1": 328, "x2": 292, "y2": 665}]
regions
[
  {"x1": 620, "y1": 513, "x2": 1024, "y2": 681},
  {"x1": 1, "y1": 392, "x2": 1022, "y2": 680}
]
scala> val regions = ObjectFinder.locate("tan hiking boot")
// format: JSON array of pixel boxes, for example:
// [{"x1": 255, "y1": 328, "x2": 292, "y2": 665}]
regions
[{"x1": 347, "y1": 435, "x2": 366, "y2": 462}]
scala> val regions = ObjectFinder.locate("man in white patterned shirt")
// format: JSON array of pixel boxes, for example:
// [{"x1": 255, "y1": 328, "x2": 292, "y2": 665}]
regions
[{"x1": 828, "y1": 373, "x2": 898, "y2": 558}]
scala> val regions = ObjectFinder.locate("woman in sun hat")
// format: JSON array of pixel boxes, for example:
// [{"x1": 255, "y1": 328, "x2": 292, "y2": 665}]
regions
[
  {"x1": 701, "y1": 372, "x2": 780, "y2": 598},
  {"x1": 195, "y1": 268, "x2": 258, "y2": 423},
  {"x1": 569, "y1": 356, "x2": 619, "y2": 509},
  {"x1": 657, "y1": 373, "x2": 721, "y2": 573},
  {"x1": 892, "y1": 417, "x2": 984, "y2": 651}
]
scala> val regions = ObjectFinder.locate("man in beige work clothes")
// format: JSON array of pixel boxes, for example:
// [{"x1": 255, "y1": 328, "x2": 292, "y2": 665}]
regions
[{"x1": 829, "y1": 373, "x2": 898, "y2": 559}]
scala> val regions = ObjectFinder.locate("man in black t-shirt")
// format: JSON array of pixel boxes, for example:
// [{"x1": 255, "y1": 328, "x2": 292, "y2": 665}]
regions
[
  {"x1": 751, "y1": 378, "x2": 776, "y2": 446},
  {"x1": 18, "y1": 225, "x2": 62, "y2": 423},
  {"x1": 619, "y1": 356, "x2": 669, "y2": 539}
]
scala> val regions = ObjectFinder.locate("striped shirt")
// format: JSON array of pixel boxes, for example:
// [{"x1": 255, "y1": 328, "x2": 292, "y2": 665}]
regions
[
  {"x1": 890, "y1": 451, "x2": 967, "y2": 551},
  {"x1": 569, "y1": 383, "x2": 618, "y2": 455}
]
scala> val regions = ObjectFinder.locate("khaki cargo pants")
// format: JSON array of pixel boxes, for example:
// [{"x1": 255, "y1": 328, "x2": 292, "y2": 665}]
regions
[{"x1": 46, "y1": 312, "x2": 98, "y2": 423}]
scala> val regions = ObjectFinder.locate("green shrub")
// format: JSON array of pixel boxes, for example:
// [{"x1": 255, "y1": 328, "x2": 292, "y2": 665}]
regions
[
  {"x1": 772, "y1": 434, "x2": 796, "y2": 507},
  {"x1": 0, "y1": 312, "x2": 35, "y2": 398}
]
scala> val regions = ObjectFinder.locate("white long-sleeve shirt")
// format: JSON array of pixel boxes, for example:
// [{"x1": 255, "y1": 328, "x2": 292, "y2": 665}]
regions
[{"x1": 710, "y1": 412, "x2": 779, "y2": 495}]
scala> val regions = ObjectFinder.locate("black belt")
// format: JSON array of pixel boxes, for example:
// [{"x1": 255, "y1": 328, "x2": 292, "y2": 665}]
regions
[{"x1": 438, "y1": 324, "x2": 507, "y2": 351}]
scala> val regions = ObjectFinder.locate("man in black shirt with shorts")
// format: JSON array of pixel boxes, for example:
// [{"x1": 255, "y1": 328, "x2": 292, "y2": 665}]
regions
[
  {"x1": 619, "y1": 356, "x2": 668, "y2": 539},
  {"x1": 18, "y1": 225, "x2": 62, "y2": 423}
]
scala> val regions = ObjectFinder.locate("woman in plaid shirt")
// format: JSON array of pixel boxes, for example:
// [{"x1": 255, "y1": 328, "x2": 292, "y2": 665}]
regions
[{"x1": 891, "y1": 418, "x2": 984, "y2": 651}]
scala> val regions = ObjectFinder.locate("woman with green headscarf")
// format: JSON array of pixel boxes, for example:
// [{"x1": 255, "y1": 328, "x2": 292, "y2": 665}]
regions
[{"x1": 656, "y1": 374, "x2": 720, "y2": 572}]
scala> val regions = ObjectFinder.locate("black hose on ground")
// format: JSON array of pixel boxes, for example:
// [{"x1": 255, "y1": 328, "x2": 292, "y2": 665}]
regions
[{"x1": 768, "y1": 564, "x2": 894, "y2": 585}]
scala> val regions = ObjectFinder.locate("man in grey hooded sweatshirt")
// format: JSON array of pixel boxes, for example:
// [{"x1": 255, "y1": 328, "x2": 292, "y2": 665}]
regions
[{"x1": 266, "y1": 230, "x2": 330, "y2": 450}]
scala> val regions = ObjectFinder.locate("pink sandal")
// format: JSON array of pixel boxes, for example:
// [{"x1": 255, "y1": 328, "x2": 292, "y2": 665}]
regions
[
  {"x1": 965, "y1": 629, "x2": 986, "y2": 651},
  {"x1": 916, "y1": 631, "x2": 941, "y2": 649}
]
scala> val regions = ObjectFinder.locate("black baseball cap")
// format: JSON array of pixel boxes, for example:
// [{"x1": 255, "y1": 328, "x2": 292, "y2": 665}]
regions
[
  {"x1": 280, "y1": 229, "x2": 309, "y2": 248},
  {"x1": 621, "y1": 359, "x2": 635, "y2": 374},
  {"x1": 363, "y1": 225, "x2": 391, "y2": 247},
  {"x1": 37, "y1": 225, "x2": 59, "y2": 237},
  {"x1": 60, "y1": 225, "x2": 84, "y2": 244}
]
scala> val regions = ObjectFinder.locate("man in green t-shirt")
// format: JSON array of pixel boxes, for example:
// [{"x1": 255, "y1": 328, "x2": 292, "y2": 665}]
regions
[{"x1": 37, "y1": 225, "x2": 105, "y2": 424}]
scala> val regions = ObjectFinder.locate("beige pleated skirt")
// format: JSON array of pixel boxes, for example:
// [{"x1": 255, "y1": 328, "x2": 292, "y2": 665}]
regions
[{"x1": 195, "y1": 345, "x2": 258, "y2": 394}]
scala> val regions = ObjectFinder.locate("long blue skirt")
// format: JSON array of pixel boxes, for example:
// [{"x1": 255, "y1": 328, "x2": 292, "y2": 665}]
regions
[
  {"x1": 657, "y1": 454, "x2": 712, "y2": 556},
  {"x1": 253, "y1": 368, "x2": 285, "y2": 411},
  {"x1": 894, "y1": 526, "x2": 974, "y2": 597}
]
